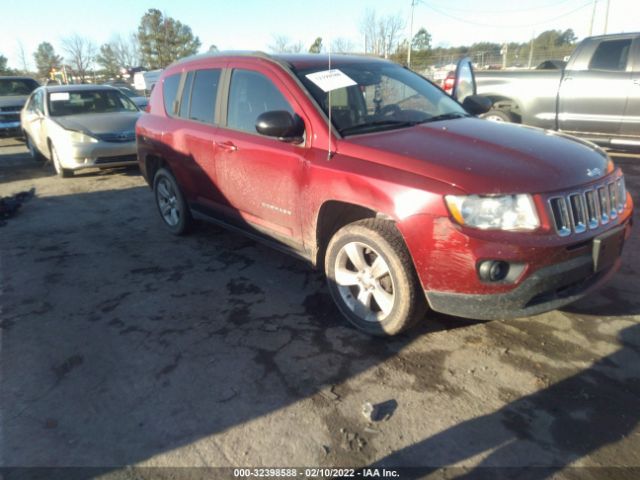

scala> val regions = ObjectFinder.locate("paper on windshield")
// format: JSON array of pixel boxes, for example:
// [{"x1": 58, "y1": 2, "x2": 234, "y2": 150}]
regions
[
  {"x1": 305, "y1": 69, "x2": 357, "y2": 92},
  {"x1": 50, "y1": 92, "x2": 70, "y2": 101}
]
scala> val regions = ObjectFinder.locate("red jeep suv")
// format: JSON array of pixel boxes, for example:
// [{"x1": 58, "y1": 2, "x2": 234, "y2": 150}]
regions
[{"x1": 136, "y1": 52, "x2": 633, "y2": 336}]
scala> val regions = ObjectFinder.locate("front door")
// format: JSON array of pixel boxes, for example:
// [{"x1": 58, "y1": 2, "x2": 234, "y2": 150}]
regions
[
  {"x1": 558, "y1": 38, "x2": 633, "y2": 136},
  {"x1": 215, "y1": 66, "x2": 307, "y2": 243}
]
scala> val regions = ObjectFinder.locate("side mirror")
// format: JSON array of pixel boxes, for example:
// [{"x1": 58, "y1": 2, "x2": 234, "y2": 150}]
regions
[
  {"x1": 462, "y1": 95, "x2": 492, "y2": 116},
  {"x1": 255, "y1": 111, "x2": 304, "y2": 144},
  {"x1": 452, "y1": 57, "x2": 476, "y2": 104}
]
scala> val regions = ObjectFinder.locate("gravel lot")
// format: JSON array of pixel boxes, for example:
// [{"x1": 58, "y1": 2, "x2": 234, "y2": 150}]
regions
[{"x1": 1, "y1": 137, "x2": 639, "y2": 479}]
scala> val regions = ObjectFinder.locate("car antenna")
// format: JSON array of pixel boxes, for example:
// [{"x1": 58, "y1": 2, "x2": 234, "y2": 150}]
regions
[{"x1": 327, "y1": 36, "x2": 334, "y2": 161}]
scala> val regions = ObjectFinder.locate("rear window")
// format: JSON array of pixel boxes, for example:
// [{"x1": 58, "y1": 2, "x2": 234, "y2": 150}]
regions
[
  {"x1": 162, "y1": 73, "x2": 181, "y2": 115},
  {"x1": 0, "y1": 78, "x2": 39, "y2": 97},
  {"x1": 589, "y1": 39, "x2": 631, "y2": 71},
  {"x1": 48, "y1": 90, "x2": 138, "y2": 116},
  {"x1": 188, "y1": 69, "x2": 220, "y2": 124}
]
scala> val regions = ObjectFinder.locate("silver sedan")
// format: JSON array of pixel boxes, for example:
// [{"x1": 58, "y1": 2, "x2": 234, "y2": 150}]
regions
[{"x1": 20, "y1": 85, "x2": 141, "y2": 177}]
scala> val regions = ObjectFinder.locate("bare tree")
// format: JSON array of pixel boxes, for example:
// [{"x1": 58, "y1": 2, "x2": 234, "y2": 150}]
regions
[
  {"x1": 360, "y1": 9, "x2": 406, "y2": 57},
  {"x1": 360, "y1": 8, "x2": 378, "y2": 54},
  {"x1": 16, "y1": 41, "x2": 30, "y2": 74},
  {"x1": 112, "y1": 33, "x2": 140, "y2": 69},
  {"x1": 331, "y1": 37, "x2": 355, "y2": 54},
  {"x1": 62, "y1": 34, "x2": 96, "y2": 83},
  {"x1": 268, "y1": 35, "x2": 303, "y2": 53},
  {"x1": 383, "y1": 13, "x2": 406, "y2": 57}
]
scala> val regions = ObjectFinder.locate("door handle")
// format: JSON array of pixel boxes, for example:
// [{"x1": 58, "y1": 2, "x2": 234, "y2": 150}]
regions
[
  {"x1": 633, "y1": 79, "x2": 640, "y2": 86},
  {"x1": 215, "y1": 141, "x2": 238, "y2": 152},
  {"x1": 563, "y1": 76, "x2": 573, "y2": 82}
]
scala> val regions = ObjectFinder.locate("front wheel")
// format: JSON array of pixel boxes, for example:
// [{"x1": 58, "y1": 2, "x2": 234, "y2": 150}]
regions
[
  {"x1": 26, "y1": 135, "x2": 44, "y2": 162},
  {"x1": 50, "y1": 143, "x2": 73, "y2": 178},
  {"x1": 153, "y1": 167, "x2": 192, "y2": 235},
  {"x1": 324, "y1": 219, "x2": 426, "y2": 336}
]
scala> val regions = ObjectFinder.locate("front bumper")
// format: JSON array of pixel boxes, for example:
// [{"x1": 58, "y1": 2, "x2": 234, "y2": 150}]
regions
[
  {"x1": 0, "y1": 121, "x2": 22, "y2": 137},
  {"x1": 426, "y1": 254, "x2": 619, "y2": 320},
  {"x1": 58, "y1": 140, "x2": 137, "y2": 170}
]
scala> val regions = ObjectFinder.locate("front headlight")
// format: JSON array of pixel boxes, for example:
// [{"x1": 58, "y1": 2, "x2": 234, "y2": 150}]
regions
[
  {"x1": 68, "y1": 130, "x2": 98, "y2": 143},
  {"x1": 445, "y1": 194, "x2": 540, "y2": 231}
]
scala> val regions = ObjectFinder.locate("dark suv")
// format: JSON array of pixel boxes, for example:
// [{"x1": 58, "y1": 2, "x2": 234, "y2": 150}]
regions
[
  {"x1": 136, "y1": 53, "x2": 633, "y2": 336},
  {"x1": 0, "y1": 76, "x2": 39, "y2": 137}
]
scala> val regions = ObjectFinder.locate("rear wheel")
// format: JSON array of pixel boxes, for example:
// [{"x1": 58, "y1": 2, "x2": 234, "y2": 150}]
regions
[
  {"x1": 153, "y1": 167, "x2": 192, "y2": 235},
  {"x1": 324, "y1": 219, "x2": 426, "y2": 336},
  {"x1": 481, "y1": 109, "x2": 515, "y2": 123},
  {"x1": 50, "y1": 143, "x2": 73, "y2": 178}
]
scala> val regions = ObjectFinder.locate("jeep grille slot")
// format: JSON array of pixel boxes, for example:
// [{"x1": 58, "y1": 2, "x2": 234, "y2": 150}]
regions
[
  {"x1": 568, "y1": 193, "x2": 587, "y2": 233},
  {"x1": 548, "y1": 177, "x2": 626, "y2": 237},
  {"x1": 549, "y1": 197, "x2": 572, "y2": 237}
]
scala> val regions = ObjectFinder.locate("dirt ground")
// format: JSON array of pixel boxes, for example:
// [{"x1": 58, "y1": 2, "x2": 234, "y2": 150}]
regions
[{"x1": 1, "y1": 137, "x2": 639, "y2": 479}]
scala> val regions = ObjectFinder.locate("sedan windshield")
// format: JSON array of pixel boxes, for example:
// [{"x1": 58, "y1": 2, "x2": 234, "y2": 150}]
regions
[
  {"x1": 295, "y1": 61, "x2": 468, "y2": 136},
  {"x1": 48, "y1": 90, "x2": 138, "y2": 116},
  {"x1": 0, "y1": 78, "x2": 39, "y2": 97}
]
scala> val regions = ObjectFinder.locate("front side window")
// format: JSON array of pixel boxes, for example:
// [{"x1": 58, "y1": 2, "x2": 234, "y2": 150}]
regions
[
  {"x1": 295, "y1": 62, "x2": 469, "y2": 136},
  {"x1": 589, "y1": 39, "x2": 631, "y2": 71},
  {"x1": 48, "y1": 90, "x2": 138, "y2": 116},
  {"x1": 227, "y1": 69, "x2": 293, "y2": 134}
]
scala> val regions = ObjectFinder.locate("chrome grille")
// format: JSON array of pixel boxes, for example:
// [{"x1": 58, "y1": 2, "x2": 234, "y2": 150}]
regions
[{"x1": 549, "y1": 177, "x2": 626, "y2": 237}]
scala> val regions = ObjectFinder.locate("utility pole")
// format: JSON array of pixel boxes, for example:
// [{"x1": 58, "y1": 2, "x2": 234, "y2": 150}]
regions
[
  {"x1": 589, "y1": 0, "x2": 597, "y2": 36},
  {"x1": 604, "y1": 0, "x2": 611, "y2": 34},
  {"x1": 407, "y1": 0, "x2": 418, "y2": 68},
  {"x1": 527, "y1": 32, "x2": 535, "y2": 69}
]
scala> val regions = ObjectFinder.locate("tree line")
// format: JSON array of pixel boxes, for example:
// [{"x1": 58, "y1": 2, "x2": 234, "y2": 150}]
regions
[{"x1": 0, "y1": 7, "x2": 580, "y2": 82}]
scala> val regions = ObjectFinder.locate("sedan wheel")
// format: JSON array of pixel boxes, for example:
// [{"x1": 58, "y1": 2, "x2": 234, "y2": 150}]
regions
[
  {"x1": 26, "y1": 135, "x2": 42, "y2": 161},
  {"x1": 50, "y1": 144, "x2": 72, "y2": 178}
]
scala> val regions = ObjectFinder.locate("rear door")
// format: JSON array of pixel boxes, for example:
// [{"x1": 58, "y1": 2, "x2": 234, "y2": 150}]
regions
[
  {"x1": 619, "y1": 36, "x2": 640, "y2": 145},
  {"x1": 214, "y1": 62, "x2": 308, "y2": 243},
  {"x1": 558, "y1": 37, "x2": 634, "y2": 137}
]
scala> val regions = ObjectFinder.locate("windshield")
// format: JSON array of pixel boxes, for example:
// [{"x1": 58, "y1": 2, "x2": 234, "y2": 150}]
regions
[
  {"x1": 295, "y1": 61, "x2": 468, "y2": 136},
  {"x1": 48, "y1": 90, "x2": 138, "y2": 116},
  {"x1": 0, "y1": 78, "x2": 39, "y2": 97}
]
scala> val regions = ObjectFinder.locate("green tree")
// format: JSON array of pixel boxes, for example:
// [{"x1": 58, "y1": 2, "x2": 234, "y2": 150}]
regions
[
  {"x1": 308, "y1": 37, "x2": 322, "y2": 54},
  {"x1": 558, "y1": 29, "x2": 577, "y2": 45},
  {"x1": 0, "y1": 54, "x2": 10, "y2": 74},
  {"x1": 33, "y1": 42, "x2": 62, "y2": 79},
  {"x1": 96, "y1": 44, "x2": 121, "y2": 79},
  {"x1": 137, "y1": 9, "x2": 201, "y2": 69},
  {"x1": 412, "y1": 27, "x2": 431, "y2": 51}
]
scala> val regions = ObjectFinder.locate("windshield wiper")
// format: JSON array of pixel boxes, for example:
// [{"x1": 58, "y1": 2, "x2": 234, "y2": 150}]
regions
[
  {"x1": 339, "y1": 120, "x2": 419, "y2": 135},
  {"x1": 419, "y1": 112, "x2": 469, "y2": 123}
]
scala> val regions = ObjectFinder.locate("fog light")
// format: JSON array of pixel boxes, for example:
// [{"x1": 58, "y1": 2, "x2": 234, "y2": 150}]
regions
[{"x1": 478, "y1": 260, "x2": 510, "y2": 282}]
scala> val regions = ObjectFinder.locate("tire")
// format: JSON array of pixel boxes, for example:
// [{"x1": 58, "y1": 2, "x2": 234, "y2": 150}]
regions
[
  {"x1": 324, "y1": 219, "x2": 426, "y2": 336},
  {"x1": 50, "y1": 143, "x2": 73, "y2": 178},
  {"x1": 153, "y1": 167, "x2": 192, "y2": 235},
  {"x1": 26, "y1": 135, "x2": 44, "y2": 162},
  {"x1": 481, "y1": 109, "x2": 515, "y2": 123}
]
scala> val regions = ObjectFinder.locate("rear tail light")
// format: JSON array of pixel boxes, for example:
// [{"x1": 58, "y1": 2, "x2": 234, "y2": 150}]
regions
[{"x1": 443, "y1": 72, "x2": 455, "y2": 95}]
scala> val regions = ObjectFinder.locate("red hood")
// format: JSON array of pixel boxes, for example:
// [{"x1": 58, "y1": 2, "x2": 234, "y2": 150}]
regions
[{"x1": 339, "y1": 118, "x2": 611, "y2": 194}]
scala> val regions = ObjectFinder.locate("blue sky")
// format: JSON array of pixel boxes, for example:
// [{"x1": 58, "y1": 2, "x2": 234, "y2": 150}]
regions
[{"x1": 1, "y1": 0, "x2": 637, "y2": 69}]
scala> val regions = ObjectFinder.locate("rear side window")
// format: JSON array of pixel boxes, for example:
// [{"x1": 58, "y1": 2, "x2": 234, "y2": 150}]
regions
[
  {"x1": 589, "y1": 39, "x2": 631, "y2": 71},
  {"x1": 227, "y1": 69, "x2": 293, "y2": 134},
  {"x1": 188, "y1": 69, "x2": 220, "y2": 124},
  {"x1": 179, "y1": 72, "x2": 194, "y2": 118},
  {"x1": 163, "y1": 74, "x2": 181, "y2": 115}
]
